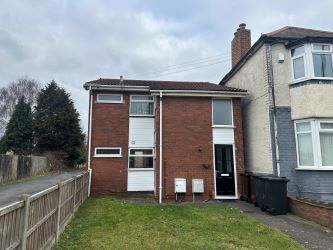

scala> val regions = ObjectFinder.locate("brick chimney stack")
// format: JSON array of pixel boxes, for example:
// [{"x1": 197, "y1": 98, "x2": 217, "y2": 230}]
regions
[{"x1": 231, "y1": 23, "x2": 251, "y2": 67}]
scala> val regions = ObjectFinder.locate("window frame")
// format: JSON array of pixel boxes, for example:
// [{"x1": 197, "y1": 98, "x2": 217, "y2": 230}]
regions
[
  {"x1": 211, "y1": 98, "x2": 234, "y2": 127},
  {"x1": 129, "y1": 95, "x2": 155, "y2": 117},
  {"x1": 311, "y1": 44, "x2": 333, "y2": 78},
  {"x1": 294, "y1": 119, "x2": 333, "y2": 170},
  {"x1": 294, "y1": 120, "x2": 316, "y2": 168},
  {"x1": 128, "y1": 148, "x2": 154, "y2": 170},
  {"x1": 290, "y1": 43, "x2": 333, "y2": 83},
  {"x1": 291, "y1": 45, "x2": 307, "y2": 81},
  {"x1": 96, "y1": 94, "x2": 123, "y2": 103},
  {"x1": 94, "y1": 147, "x2": 122, "y2": 157}
]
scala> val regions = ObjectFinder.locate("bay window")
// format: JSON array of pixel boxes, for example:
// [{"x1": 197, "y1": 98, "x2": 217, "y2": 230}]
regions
[
  {"x1": 291, "y1": 43, "x2": 333, "y2": 82},
  {"x1": 295, "y1": 120, "x2": 333, "y2": 168},
  {"x1": 130, "y1": 95, "x2": 154, "y2": 116}
]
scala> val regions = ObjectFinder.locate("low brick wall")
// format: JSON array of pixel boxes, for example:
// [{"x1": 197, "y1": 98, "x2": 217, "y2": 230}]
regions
[
  {"x1": 288, "y1": 196, "x2": 333, "y2": 228},
  {"x1": 0, "y1": 154, "x2": 49, "y2": 182}
]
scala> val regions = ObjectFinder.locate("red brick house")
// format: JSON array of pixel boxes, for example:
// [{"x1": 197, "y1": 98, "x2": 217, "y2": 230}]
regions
[{"x1": 84, "y1": 78, "x2": 247, "y2": 202}]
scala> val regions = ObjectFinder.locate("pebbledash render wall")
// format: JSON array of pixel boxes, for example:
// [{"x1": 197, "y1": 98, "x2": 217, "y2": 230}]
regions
[
  {"x1": 223, "y1": 45, "x2": 274, "y2": 175},
  {"x1": 89, "y1": 91, "x2": 245, "y2": 200},
  {"x1": 224, "y1": 39, "x2": 333, "y2": 202}
]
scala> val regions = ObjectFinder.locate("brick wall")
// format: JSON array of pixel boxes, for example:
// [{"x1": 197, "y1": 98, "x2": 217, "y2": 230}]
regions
[
  {"x1": 289, "y1": 197, "x2": 333, "y2": 228},
  {"x1": 90, "y1": 92, "x2": 129, "y2": 194},
  {"x1": 155, "y1": 96, "x2": 214, "y2": 201},
  {"x1": 155, "y1": 96, "x2": 245, "y2": 201},
  {"x1": 233, "y1": 98, "x2": 245, "y2": 195},
  {"x1": 89, "y1": 92, "x2": 245, "y2": 200},
  {"x1": 232, "y1": 23, "x2": 251, "y2": 67}
]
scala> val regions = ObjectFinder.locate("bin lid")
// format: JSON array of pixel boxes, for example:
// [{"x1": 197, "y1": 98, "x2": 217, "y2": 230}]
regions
[{"x1": 264, "y1": 177, "x2": 289, "y2": 182}]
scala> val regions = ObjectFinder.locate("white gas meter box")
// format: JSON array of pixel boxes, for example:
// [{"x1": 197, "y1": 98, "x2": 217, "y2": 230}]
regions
[
  {"x1": 192, "y1": 179, "x2": 204, "y2": 193},
  {"x1": 174, "y1": 178, "x2": 186, "y2": 193}
]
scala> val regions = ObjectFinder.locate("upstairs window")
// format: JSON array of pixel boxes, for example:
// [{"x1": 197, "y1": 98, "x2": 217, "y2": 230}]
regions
[
  {"x1": 291, "y1": 46, "x2": 306, "y2": 80},
  {"x1": 312, "y1": 44, "x2": 333, "y2": 77},
  {"x1": 97, "y1": 94, "x2": 123, "y2": 103},
  {"x1": 130, "y1": 95, "x2": 154, "y2": 116},
  {"x1": 291, "y1": 43, "x2": 333, "y2": 82},
  {"x1": 212, "y1": 99, "x2": 233, "y2": 126}
]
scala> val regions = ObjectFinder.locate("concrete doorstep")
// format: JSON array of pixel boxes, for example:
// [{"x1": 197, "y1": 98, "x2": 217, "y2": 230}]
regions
[{"x1": 228, "y1": 200, "x2": 333, "y2": 250}]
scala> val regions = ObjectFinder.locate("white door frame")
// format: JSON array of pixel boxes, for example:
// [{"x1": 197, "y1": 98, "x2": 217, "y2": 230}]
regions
[{"x1": 213, "y1": 143, "x2": 238, "y2": 199}]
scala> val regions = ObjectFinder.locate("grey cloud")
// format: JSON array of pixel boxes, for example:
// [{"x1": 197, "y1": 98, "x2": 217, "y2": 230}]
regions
[{"x1": 1, "y1": 0, "x2": 333, "y2": 132}]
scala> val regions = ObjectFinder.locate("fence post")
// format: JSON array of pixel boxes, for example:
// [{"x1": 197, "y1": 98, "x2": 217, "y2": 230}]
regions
[
  {"x1": 73, "y1": 176, "x2": 77, "y2": 212},
  {"x1": 55, "y1": 182, "x2": 63, "y2": 240},
  {"x1": 20, "y1": 194, "x2": 31, "y2": 250}
]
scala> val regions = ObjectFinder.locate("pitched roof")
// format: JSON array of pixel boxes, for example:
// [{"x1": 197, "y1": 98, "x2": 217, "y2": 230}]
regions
[
  {"x1": 84, "y1": 78, "x2": 247, "y2": 92},
  {"x1": 265, "y1": 26, "x2": 333, "y2": 39},
  {"x1": 220, "y1": 26, "x2": 333, "y2": 84}
]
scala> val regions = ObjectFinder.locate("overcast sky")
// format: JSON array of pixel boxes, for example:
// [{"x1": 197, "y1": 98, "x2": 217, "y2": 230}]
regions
[{"x1": 1, "y1": 0, "x2": 333, "y2": 132}]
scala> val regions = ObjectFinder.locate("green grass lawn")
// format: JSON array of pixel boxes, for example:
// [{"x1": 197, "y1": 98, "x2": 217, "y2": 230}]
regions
[{"x1": 53, "y1": 197, "x2": 304, "y2": 250}]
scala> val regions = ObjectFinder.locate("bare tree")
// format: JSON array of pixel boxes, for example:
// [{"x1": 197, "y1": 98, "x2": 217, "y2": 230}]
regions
[{"x1": 0, "y1": 76, "x2": 41, "y2": 137}]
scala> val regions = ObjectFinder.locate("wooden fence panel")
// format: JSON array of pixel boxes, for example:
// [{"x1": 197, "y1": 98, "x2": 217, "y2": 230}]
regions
[
  {"x1": 26, "y1": 187, "x2": 58, "y2": 250},
  {"x1": 0, "y1": 171, "x2": 90, "y2": 250},
  {"x1": 0, "y1": 201, "x2": 24, "y2": 250},
  {"x1": 59, "y1": 179, "x2": 75, "y2": 232}
]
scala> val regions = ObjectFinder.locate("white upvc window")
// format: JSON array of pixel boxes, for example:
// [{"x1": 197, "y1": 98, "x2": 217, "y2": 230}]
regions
[
  {"x1": 128, "y1": 148, "x2": 154, "y2": 169},
  {"x1": 212, "y1": 99, "x2": 233, "y2": 127},
  {"x1": 291, "y1": 45, "x2": 306, "y2": 80},
  {"x1": 97, "y1": 94, "x2": 123, "y2": 103},
  {"x1": 94, "y1": 147, "x2": 122, "y2": 157},
  {"x1": 130, "y1": 95, "x2": 154, "y2": 116},
  {"x1": 312, "y1": 44, "x2": 333, "y2": 78},
  {"x1": 290, "y1": 43, "x2": 333, "y2": 82},
  {"x1": 295, "y1": 120, "x2": 333, "y2": 169}
]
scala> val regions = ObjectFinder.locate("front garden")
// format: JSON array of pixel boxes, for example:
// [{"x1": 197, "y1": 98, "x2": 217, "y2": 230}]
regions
[{"x1": 54, "y1": 197, "x2": 303, "y2": 250}]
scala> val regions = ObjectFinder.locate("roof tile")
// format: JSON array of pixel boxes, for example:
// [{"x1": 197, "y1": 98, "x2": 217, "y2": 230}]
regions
[{"x1": 84, "y1": 78, "x2": 247, "y2": 92}]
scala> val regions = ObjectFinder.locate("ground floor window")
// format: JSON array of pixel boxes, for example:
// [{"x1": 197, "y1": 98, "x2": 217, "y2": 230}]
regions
[
  {"x1": 295, "y1": 119, "x2": 333, "y2": 168},
  {"x1": 129, "y1": 148, "x2": 154, "y2": 169}
]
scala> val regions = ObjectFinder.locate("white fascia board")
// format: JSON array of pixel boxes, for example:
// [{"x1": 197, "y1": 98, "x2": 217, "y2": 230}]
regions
[
  {"x1": 85, "y1": 84, "x2": 150, "y2": 92},
  {"x1": 150, "y1": 90, "x2": 247, "y2": 98}
]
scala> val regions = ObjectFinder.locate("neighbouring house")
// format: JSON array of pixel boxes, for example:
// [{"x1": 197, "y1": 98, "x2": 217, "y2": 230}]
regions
[
  {"x1": 220, "y1": 24, "x2": 333, "y2": 203},
  {"x1": 84, "y1": 78, "x2": 247, "y2": 202}
]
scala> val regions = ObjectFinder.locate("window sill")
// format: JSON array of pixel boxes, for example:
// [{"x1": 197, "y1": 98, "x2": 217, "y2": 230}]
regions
[
  {"x1": 289, "y1": 77, "x2": 333, "y2": 85},
  {"x1": 212, "y1": 125, "x2": 235, "y2": 128},
  {"x1": 129, "y1": 115, "x2": 155, "y2": 117},
  {"x1": 93, "y1": 155, "x2": 122, "y2": 158},
  {"x1": 128, "y1": 168, "x2": 154, "y2": 171},
  {"x1": 295, "y1": 167, "x2": 333, "y2": 171},
  {"x1": 95, "y1": 101, "x2": 124, "y2": 104}
]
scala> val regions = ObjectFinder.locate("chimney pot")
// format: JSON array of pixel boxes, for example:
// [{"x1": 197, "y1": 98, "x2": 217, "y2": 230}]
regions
[{"x1": 239, "y1": 23, "x2": 246, "y2": 28}]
